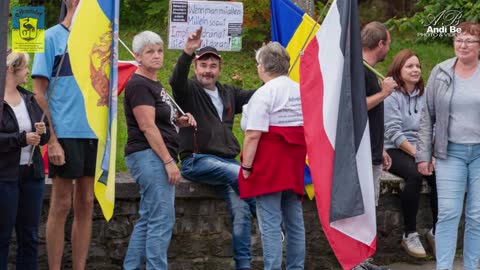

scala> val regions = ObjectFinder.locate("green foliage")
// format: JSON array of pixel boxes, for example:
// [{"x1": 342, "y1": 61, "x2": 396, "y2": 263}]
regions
[
  {"x1": 242, "y1": 0, "x2": 271, "y2": 48},
  {"x1": 120, "y1": 0, "x2": 169, "y2": 30},
  {"x1": 387, "y1": 0, "x2": 480, "y2": 43}
]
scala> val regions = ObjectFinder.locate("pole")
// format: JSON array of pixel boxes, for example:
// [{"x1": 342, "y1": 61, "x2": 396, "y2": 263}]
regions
[
  {"x1": 287, "y1": 0, "x2": 332, "y2": 77},
  {"x1": 118, "y1": 37, "x2": 186, "y2": 116},
  {"x1": 0, "y1": 0, "x2": 11, "y2": 121}
]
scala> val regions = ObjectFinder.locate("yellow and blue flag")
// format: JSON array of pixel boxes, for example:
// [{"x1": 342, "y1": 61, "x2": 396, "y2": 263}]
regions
[
  {"x1": 68, "y1": 0, "x2": 119, "y2": 221},
  {"x1": 271, "y1": 0, "x2": 319, "y2": 199}
]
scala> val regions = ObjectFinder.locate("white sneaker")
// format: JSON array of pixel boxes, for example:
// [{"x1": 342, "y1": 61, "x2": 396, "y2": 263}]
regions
[
  {"x1": 401, "y1": 232, "x2": 427, "y2": 258},
  {"x1": 426, "y1": 228, "x2": 435, "y2": 256}
]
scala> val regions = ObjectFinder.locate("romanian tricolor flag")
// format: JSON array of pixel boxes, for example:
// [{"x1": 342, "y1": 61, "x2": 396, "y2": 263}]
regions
[
  {"x1": 271, "y1": 0, "x2": 319, "y2": 199},
  {"x1": 68, "y1": 0, "x2": 119, "y2": 221}
]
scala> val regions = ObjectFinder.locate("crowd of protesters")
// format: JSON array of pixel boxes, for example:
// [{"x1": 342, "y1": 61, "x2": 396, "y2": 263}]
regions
[{"x1": 1, "y1": 1, "x2": 480, "y2": 269}]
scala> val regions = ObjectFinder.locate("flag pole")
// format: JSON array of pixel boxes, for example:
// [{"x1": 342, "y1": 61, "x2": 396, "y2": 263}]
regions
[
  {"x1": 0, "y1": 0, "x2": 10, "y2": 121},
  {"x1": 287, "y1": 0, "x2": 386, "y2": 81},
  {"x1": 363, "y1": 59, "x2": 385, "y2": 80},
  {"x1": 27, "y1": 2, "x2": 72, "y2": 165},
  {"x1": 287, "y1": 0, "x2": 332, "y2": 77},
  {"x1": 118, "y1": 37, "x2": 186, "y2": 116}
]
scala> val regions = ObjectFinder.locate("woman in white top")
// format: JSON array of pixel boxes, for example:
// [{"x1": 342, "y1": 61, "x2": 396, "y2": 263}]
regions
[
  {"x1": 0, "y1": 51, "x2": 49, "y2": 269},
  {"x1": 239, "y1": 42, "x2": 306, "y2": 270}
]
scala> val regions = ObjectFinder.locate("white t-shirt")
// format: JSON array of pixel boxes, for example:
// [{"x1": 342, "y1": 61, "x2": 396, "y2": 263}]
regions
[
  {"x1": 11, "y1": 98, "x2": 33, "y2": 165},
  {"x1": 241, "y1": 75, "x2": 303, "y2": 132},
  {"x1": 204, "y1": 87, "x2": 224, "y2": 121}
]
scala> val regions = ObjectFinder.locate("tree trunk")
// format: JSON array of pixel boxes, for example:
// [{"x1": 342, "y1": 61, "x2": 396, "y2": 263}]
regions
[
  {"x1": 292, "y1": 0, "x2": 315, "y2": 17},
  {"x1": 0, "y1": 0, "x2": 10, "y2": 121}
]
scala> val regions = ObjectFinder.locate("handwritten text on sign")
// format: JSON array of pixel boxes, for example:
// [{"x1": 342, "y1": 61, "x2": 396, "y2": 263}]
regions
[{"x1": 168, "y1": 1, "x2": 243, "y2": 51}]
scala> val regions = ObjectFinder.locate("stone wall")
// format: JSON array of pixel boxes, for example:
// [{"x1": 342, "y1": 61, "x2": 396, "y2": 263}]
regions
[{"x1": 7, "y1": 172, "x2": 462, "y2": 270}]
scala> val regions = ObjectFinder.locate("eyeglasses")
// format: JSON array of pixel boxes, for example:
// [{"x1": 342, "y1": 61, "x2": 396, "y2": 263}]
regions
[{"x1": 454, "y1": 39, "x2": 480, "y2": 46}]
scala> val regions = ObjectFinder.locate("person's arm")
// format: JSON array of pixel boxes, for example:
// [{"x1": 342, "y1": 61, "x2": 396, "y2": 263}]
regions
[
  {"x1": 169, "y1": 28, "x2": 202, "y2": 103},
  {"x1": 133, "y1": 105, "x2": 180, "y2": 185},
  {"x1": 384, "y1": 94, "x2": 415, "y2": 156},
  {"x1": 398, "y1": 140, "x2": 416, "y2": 157},
  {"x1": 241, "y1": 130, "x2": 262, "y2": 179},
  {"x1": 0, "y1": 129, "x2": 28, "y2": 151},
  {"x1": 234, "y1": 86, "x2": 256, "y2": 114},
  {"x1": 416, "y1": 66, "x2": 437, "y2": 164},
  {"x1": 416, "y1": 66, "x2": 439, "y2": 176},
  {"x1": 33, "y1": 77, "x2": 65, "y2": 166},
  {"x1": 366, "y1": 77, "x2": 397, "y2": 111}
]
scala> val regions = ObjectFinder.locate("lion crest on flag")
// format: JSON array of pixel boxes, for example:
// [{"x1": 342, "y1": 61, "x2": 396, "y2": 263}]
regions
[{"x1": 90, "y1": 25, "x2": 112, "y2": 106}]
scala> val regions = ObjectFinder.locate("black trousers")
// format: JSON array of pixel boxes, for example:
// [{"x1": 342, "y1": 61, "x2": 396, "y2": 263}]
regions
[{"x1": 387, "y1": 148, "x2": 438, "y2": 234}]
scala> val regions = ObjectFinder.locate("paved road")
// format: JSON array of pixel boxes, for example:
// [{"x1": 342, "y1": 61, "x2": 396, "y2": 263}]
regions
[{"x1": 387, "y1": 259, "x2": 476, "y2": 270}]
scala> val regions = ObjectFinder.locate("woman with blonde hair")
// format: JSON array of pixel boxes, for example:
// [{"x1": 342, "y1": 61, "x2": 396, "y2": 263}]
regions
[{"x1": 0, "y1": 51, "x2": 49, "y2": 269}]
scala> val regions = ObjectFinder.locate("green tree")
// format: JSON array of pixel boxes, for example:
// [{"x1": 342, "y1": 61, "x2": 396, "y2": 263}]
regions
[{"x1": 387, "y1": 0, "x2": 480, "y2": 43}]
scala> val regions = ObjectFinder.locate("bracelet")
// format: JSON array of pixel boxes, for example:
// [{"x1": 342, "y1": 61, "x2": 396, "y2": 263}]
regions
[
  {"x1": 241, "y1": 164, "x2": 252, "y2": 171},
  {"x1": 164, "y1": 158, "x2": 175, "y2": 165}
]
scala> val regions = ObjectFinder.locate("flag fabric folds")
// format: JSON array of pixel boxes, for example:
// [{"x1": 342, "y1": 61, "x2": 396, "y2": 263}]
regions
[
  {"x1": 118, "y1": 61, "x2": 138, "y2": 95},
  {"x1": 270, "y1": 0, "x2": 319, "y2": 199},
  {"x1": 68, "y1": 0, "x2": 119, "y2": 221},
  {"x1": 271, "y1": 0, "x2": 319, "y2": 83},
  {"x1": 299, "y1": 0, "x2": 377, "y2": 268}
]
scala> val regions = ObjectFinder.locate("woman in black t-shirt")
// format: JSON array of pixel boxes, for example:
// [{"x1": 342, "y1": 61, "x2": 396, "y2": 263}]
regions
[{"x1": 122, "y1": 31, "x2": 196, "y2": 270}]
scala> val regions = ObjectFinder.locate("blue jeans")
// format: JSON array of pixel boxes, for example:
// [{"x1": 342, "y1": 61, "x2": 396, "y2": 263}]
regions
[
  {"x1": 256, "y1": 190, "x2": 305, "y2": 270},
  {"x1": 124, "y1": 149, "x2": 175, "y2": 270},
  {"x1": 0, "y1": 166, "x2": 45, "y2": 270},
  {"x1": 435, "y1": 143, "x2": 480, "y2": 270},
  {"x1": 181, "y1": 153, "x2": 255, "y2": 269}
]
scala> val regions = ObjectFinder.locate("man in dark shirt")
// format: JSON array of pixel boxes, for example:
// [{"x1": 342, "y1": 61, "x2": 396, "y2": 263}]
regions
[
  {"x1": 351, "y1": 21, "x2": 397, "y2": 270},
  {"x1": 169, "y1": 27, "x2": 256, "y2": 270}
]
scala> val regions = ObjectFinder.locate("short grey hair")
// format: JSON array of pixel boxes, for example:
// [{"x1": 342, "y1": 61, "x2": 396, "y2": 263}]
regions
[
  {"x1": 255, "y1": 42, "x2": 290, "y2": 76},
  {"x1": 132, "y1": 31, "x2": 163, "y2": 54}
]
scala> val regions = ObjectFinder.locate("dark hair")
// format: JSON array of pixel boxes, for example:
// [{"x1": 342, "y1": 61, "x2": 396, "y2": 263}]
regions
[
  {"x1": 361, "y1": 21, "x2": 388, "y2": 50},
  {"x1": 386, "y1": 49, "x2": 425, "y2": 96}
]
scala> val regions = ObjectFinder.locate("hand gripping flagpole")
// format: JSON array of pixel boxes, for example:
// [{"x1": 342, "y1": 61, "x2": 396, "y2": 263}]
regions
[{"x1": 118, "y1": 37, "x2": 186, "y2": 116}]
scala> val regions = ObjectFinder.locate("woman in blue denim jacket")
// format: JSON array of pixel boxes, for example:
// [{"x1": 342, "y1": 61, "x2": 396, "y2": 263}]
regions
[{"x1": 416, "y1": 22, "x2": 480, "y2": 270}]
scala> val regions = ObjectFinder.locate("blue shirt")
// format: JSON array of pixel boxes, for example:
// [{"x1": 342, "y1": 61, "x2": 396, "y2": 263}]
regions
[{"x1": 32, "y1": 24, "x2": 96, "y2": 139}]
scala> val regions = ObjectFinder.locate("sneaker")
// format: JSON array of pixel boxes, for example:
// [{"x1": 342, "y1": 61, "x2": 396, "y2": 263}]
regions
[
  {"x1": 401, "y1": 232, "x2": 427, "y2": 258},
  {"x1": 351, "y1": 258, "x2": 391, "y2": 270},
  {"x1": 426, "y1": 228, "x2": 435, "y2": 256}
]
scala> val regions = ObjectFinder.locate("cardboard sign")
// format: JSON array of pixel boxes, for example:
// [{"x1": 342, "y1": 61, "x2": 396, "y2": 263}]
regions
[
  {"x1": 11, "y1": 6, "x2": 45, "y2": 53},
  {"x1": 168, "y1": 0, "x2": 243, "y2": 51}
]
